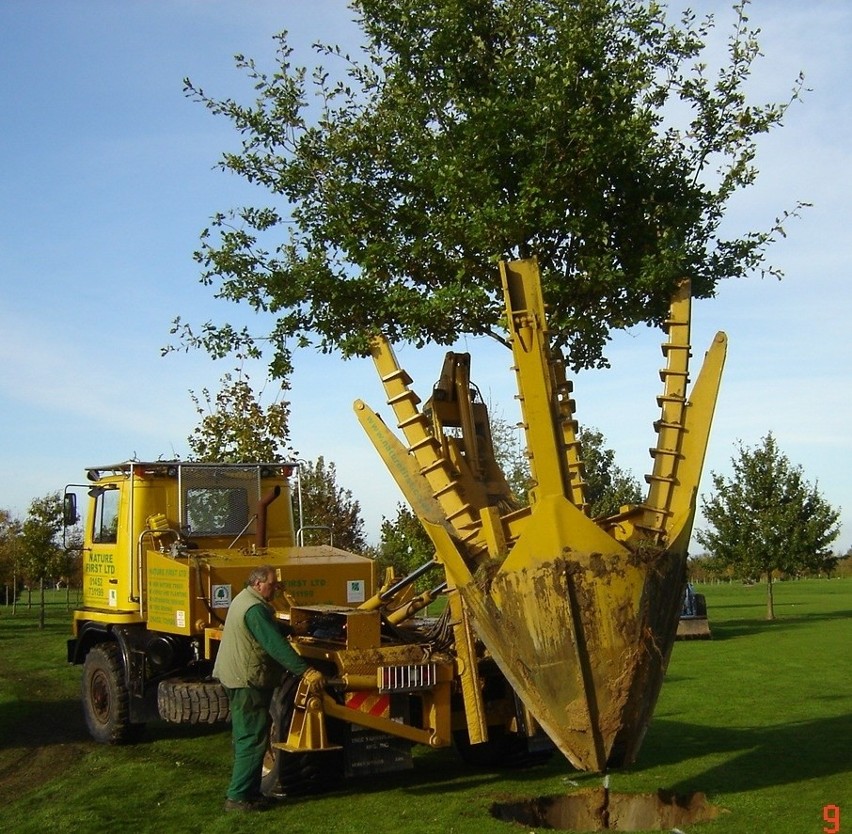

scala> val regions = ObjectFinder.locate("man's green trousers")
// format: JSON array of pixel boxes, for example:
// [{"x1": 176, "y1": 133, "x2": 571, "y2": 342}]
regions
[{"x1": 225, "y1": 686, "x2": 274, "y2": 801}]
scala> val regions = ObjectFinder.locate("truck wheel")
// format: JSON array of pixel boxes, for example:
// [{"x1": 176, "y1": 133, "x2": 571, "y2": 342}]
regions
[
  {"x1": 82, "y1": 643, "x2": 141, "y2": 744},
  {"x1": 261, "y1": 676, "x2": 343, "y2": 797},
  {"x1": 157, "y1": 678, "x2": 230, "y2": 724}
]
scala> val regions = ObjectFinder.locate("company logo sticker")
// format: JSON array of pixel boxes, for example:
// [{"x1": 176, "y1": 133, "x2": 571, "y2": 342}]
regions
[
  {"x1": 212, "y1": 584, "x2": 232, "y2": 608},
  {"x1": 347, "y1": 579, "x2": 365, "y2": 603}
]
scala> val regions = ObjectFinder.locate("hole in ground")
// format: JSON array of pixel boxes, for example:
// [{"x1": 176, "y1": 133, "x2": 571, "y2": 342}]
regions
[{"x1": 491, "y1": 788, "x2": 722, "y2": 831}]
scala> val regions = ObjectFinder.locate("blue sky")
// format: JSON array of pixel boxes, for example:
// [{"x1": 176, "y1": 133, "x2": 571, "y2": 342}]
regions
[{"x1": 1, "y1": 1, "x2": 850, "y2": 553}]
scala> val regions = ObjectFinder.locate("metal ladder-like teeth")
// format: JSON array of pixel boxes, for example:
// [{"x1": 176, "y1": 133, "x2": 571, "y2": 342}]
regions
[
  {"x1": 501, "y1": 261, "x2": 588, "y2": 511},
  {"x1": 370, "y1": 336, "x2": 489, "y2": 555},
  {"x1": 640, "y1": 279, "x2": 692, "y2": 542},
  {"x1": 552, "y1": 359, "x2": 588, "y2": 512}
]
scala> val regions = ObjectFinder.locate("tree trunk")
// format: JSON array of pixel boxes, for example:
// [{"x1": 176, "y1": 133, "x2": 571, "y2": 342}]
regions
[
  {"x1": 39, "y1": 576, "x2": 45, "y2": 630},
  {"x1": 765, "y1": 572, "x2": 775, "y2": 620}
]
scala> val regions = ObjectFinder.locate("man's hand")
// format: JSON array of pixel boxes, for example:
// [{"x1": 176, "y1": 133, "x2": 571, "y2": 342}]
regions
[{"x1": 302, "y1": 667, "x2": 325, "y2": 695}]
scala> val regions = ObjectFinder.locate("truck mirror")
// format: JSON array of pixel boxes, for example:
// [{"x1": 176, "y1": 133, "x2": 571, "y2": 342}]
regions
[{"x1": 63, "y1": 492, "x2": 79, "y2": 526}]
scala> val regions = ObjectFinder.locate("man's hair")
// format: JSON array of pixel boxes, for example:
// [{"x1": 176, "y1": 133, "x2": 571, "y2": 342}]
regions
[{"x1": 248, "y1": 564, "x2": 275, "y2": 586}]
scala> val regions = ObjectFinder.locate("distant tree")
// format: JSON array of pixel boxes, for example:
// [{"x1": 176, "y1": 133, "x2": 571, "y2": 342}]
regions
[
  {"x1": 178, "y1": 0, "x2": 804, "y2": 378},
  {"x1": 577, "y1": 427, "x2": 643, "y2": 518},
  {"x1": 377, "y1": 419, "x2": 641, "y2": 575},
  {"x1": 835, "y1": 548, "x2": 852, "y2": 579},
  {"x1": 697, "y1": 433, "x2": 840, "y2": 620},
  {"x1": 187, "y1": 370, "x2": 294, "y2": 462},
  {"x1": 294, "y1": 456, "x2": 368, "y2": 552},
  {"x1": 489, "y1": 410, "x2": 534, "y2": 502},
  {"x1": 19, "y1": 493, "x2": 64, "y2": 629},
  {"x1": 488, "y1": 416, "x2": 642, "y2": 516},
  {"x1": 0, "y1": 510, "x2": 22, "y2": 609},
  {"x1": 57, "y1": 523, "x2": 84, "y2": 609},
  {"x1": 376, "y1": 503, "x2": 435, "y2": 588}
]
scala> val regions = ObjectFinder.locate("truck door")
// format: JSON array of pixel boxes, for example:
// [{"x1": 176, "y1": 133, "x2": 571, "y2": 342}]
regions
[{"x1": 83, "y1": 486, "x2": 122, "y2": 609}]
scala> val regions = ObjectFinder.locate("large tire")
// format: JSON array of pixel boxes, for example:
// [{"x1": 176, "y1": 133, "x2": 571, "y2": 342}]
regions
[
  {"x1": 157, "y1": 678, "x2": 230, "y2": 724},
  {"x1": 82, "y1": 643, "x2": 141, "y2": 744},
  {"x1": 261, "y1": 676, "x2": 344, "y2": 797}
]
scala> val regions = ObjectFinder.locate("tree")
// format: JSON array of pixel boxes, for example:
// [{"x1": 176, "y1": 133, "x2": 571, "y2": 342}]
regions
[
  {"x1": 0, "y1": 510, "x2": 22, "y2": 609},
  {"x1": 57, "y1": 522, "x2": 84, "y2": 610},
  {"x1": 835, "y1": 548, "x2": 852, "y2": 579},
  {"x1": 376, "y1": 503, "x2": 435, "y2": 588},
  {"x1": 177, "y1": 0, "x2": 804, "y2": 376},
  {"x1": 377, "y1": 421, "x2": 641, "y2": 575},
  {"x1": 577, "y1": 427, "x2": 643, "y2": 517},
  {"x1": 187, "y1": 370, "x2": 294, "y2": 462},
  {"x1": 294, "y1": 456, "x2": 368, "y2": 552},
  {"x1": 19, "y1": 493, "x2": 65, "y2": 629},
  {"x1": 488, "y1": 415, "x2": 642, "y2": 515},
  {"x1": 697, "y1": 433, "x2": 840, "y2": 620},
  {"x1": 488, "y1": 409, "x2": 534, "y2": 501}
]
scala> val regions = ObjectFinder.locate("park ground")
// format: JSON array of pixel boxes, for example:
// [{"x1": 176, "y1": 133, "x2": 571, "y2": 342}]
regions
[{"x1": 1, "y1": 579, "x2": 849, "y2": 834}]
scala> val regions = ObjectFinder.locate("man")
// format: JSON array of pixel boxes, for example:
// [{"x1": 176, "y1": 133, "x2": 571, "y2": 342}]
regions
[{"x1": 214, "y1": 564, "x2": 321, "y2": 812}]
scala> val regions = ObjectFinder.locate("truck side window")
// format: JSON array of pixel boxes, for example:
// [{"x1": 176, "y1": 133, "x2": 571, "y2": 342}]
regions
[
  {"x1": 92, "y1": 488, "x2": 120, "y2": 544},
  {"x1": 185, "y1": 487, "x2": 249, "y2": 536}
]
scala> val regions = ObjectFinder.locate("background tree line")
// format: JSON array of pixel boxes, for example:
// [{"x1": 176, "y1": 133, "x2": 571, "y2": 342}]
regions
[
  {"x1": 0, "y1": 497, "x2": 81, "y2": 627},
  {"x1": 2, "y1": 378, "x2": 844, "y2": 627},
  {"x1": 186, "y1": 370, "x2": 843, "y2": 618}
]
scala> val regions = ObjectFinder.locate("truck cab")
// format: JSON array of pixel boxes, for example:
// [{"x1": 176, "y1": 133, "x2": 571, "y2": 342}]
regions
[{"x1": 66, "y1": 461, "x2": 375, "y2": 742}]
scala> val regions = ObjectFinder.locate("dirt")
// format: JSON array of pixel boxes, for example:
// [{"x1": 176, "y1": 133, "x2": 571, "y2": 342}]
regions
[
  {"x1": 0, "y1": 694, "x2": 91, "y2": 805},
  {"x1": 492, "y1": 787, "x2": 723, "y2": 831}
]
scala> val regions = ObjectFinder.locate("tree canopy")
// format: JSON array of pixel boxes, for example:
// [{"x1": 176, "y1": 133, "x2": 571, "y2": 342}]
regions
[
  {"x1": 177, "y1": 0, "x2": 804, "y2": 376},
  {"x1": 376, "y1": 502, "x2": 435, "y2": 587},
  {"x1": 295, "y1": 456, "x2": 368, "y2": 551},
  {"x1": 697, "y1": 433, "x2": 840, "y2": 619},
  {"x1": 187, "y1": 371, "x2": 294, "y2": 462},
  {"x1": 19, "y1": 493, "x2": 68, "y2": 628},
  {"x1": 577, "y1": 427, "x2": 643, "y2": 517},
  {"x1": 377, "y1": 423, "x2": 642, "y2": 576},
  {"x1": 0, "y1": 510, "x2": 22, "y2": 606},
  {"x1": 20, "y1": 494, "x2": 64, "y2": 582}
]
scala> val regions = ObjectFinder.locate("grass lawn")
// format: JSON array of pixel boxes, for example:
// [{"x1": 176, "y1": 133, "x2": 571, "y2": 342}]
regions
[{"x1": 0, "y1": 580, "x2": 849, "y2": 834}]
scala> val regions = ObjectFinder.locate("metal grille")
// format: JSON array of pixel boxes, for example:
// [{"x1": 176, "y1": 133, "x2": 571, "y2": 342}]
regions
[
  {"x1": 378, "y1": 663, "x2": 437, "y2": 693},
  {"x1": 179, "y1": 465, "x2": 262, "y2": 537}
]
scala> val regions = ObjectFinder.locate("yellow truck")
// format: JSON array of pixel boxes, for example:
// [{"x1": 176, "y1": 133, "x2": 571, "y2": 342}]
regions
[{"x1": 66, "y1": 257, "x2": 725, "y2": 792}]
